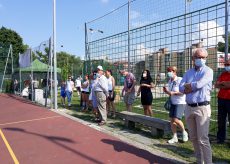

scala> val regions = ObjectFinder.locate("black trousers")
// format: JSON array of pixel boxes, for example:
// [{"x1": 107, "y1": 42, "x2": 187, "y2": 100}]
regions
[{"x1": 217, "y1": 98, "x2": 230, "y2": 142}]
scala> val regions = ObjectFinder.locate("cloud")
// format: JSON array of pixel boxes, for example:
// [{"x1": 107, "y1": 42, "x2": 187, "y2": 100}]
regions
[
  {"x1": 131, "y1": 21, "x2": 151, "y2": 28},
  {"x1": 130, "y1": 11, "x2": 160, "y2": 29},
  {"x1": 113, "y1": 44, "x2": 152, "y2": 63},
  {"x1": 100, "y1": 0, "x2": 109, "y2": 4},
  {"x1": 133, "y1": 44, "x2": 153, "y2": 62},
  {"x1": 192, "y1": 20, "x2": 224, "y2": 47},
  {"x1": 94, "y1": 54, "x2": 108, "y2": 60},
  {"x1": 130, "y1": 10, "x2": 140, "y2": 20}
]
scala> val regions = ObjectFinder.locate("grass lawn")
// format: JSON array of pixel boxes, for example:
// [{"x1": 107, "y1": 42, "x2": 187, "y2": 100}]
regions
[{"x1": 57, "y1": 91, "x2": 230, "y2": 163}]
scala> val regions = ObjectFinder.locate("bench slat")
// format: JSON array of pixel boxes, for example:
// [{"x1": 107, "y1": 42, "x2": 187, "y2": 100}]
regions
[{"x1": 120, "y1": 111, "x2": 171, "y2": 136}]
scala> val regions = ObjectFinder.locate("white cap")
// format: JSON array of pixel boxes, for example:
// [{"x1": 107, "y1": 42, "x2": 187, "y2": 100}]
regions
[{"x1": 97, "y1": 65, "x2": 103, "y2": 71}]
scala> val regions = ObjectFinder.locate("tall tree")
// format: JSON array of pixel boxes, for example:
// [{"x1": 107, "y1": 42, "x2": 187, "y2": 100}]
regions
[
  {"x1": 217, "y1": 33, "x2": 230, "y2": 53},
  {"x1": 57, "y1": 51, "x2": 83, "y2": 80},
  {"x1": 32, "y1": 47, "x2": 49, "y2": 64},
  {"x1": 0, "y1": 26, "x2": 27, "y2": 67}
]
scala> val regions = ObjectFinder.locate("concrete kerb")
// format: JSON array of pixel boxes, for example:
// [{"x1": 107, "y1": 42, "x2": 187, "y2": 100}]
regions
[{"x1": 51, "y1": 109, "x2": 188, "y2": 164}]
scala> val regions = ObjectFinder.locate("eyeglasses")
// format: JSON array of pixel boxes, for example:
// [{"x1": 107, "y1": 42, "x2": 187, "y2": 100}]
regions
[{"x1": 224, "y1": 64, "x2": 230, "y2": 66}]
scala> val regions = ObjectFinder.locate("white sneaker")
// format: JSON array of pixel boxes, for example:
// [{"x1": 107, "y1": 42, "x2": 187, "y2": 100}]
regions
[
  {"x1": 168, "y1": 137, "x2": 178, "y2": 144},
  {"x1": 182, "y1": 131, "x2": 188, "y2": 142}
]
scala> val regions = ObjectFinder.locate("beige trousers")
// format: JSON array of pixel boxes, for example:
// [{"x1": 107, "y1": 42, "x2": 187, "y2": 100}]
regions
[
  {"x1": 185, "y1": 105, "x2": 212, "y2": 164},
  {"x1": 95, "y1": 91, "x2": 107, "y2": 122}
]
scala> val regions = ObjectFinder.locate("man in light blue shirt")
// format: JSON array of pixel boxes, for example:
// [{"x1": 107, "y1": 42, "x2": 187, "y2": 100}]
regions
[
  {"x1": 94, "y1": 65, "x2": 108, "y2": 126},
  {"x1": 179, "y1": 48, "x2": 213, "y2": 164}
]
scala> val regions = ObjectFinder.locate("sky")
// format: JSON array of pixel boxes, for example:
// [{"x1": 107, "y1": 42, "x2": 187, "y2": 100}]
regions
[
  {"x1": 0, "y1": 0, "x2": 225, "y2": 60},
  {"x1": 0, "y1": 0, "x2": 127, "y2": 59}
]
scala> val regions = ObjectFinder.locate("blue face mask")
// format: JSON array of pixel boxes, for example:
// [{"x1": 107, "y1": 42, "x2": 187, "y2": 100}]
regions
[
  {"x1": 167, "y1": 72, "x2": 173, "y2": 78},
  {"x1": 195, "y1": 58, "x2": 206, "y2": 67},
  {"x1": 225, "y1": 66, "x2": 230, "y2": 72}
]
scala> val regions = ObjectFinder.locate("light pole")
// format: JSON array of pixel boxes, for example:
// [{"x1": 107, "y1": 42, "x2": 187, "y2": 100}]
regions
[
  {"x1": 128, "y1": 0, "x2": 131, "y2": 72},
  {"x1": 184, "y1": 0, "x2": 192, "y2": 70},
  {"x1": 53, "y1": 0, "x2": 57, "y2": 110},
  {"x1": 87, "y1": 28, "x2": 103, "y2": 72}
]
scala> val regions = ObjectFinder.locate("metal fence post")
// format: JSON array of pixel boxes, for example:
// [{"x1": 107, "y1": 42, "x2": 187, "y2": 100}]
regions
[
  {"x1": 128, "y1": 0, "x2": 130, "y2": 72},
  {"x1": 225, "y1": 0, "x2": 229, "y2": 61},
  {"x1": 85, "y1": 22, "x2": 88, "y2": 74}
]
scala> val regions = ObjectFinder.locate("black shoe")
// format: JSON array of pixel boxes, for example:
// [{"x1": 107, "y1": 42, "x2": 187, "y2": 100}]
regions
[{"x1": 94, "y1": 118, "x2": 101, "y2": 123}]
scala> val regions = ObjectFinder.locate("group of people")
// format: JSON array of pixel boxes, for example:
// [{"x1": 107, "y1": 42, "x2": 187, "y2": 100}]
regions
[
  {"x1": 59, "y1": 66, "x2": 117, "y2": 126},
  {"x1": 58, "y1": 47, "x2": 229, "y2": 164},
  {"x1": 164, "y1": 48, "x2": 230, "y2": 164}
]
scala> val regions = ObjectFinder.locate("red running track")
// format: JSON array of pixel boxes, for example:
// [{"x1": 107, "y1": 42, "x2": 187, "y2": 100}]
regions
[{"x1": 0, "y1": 94, "x2": 175, "y2": 164}]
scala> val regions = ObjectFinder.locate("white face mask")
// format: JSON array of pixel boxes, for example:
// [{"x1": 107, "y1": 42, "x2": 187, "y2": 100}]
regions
[{"x1": 143, "y1": 73, "x2": 147, "y2": 78}]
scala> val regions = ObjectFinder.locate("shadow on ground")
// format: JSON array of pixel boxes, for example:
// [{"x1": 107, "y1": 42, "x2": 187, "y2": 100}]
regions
[
  {"x1": 101, "y1": 138, "x2": 178, "y2": 164},
  {"x1": 4, "y1": 127, "x2": 104, "y2": 164}
]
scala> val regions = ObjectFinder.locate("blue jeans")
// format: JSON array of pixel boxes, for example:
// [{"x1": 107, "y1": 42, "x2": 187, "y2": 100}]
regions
[
  {"x1": 66, "y1": 91, "x2": 72, "y2": 103},
  {"x1": 217, "y1": 98, "x2": 230, "y2": 142}
]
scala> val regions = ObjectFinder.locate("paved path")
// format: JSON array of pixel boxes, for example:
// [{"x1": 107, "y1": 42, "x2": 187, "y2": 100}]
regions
[{"x1": 0, "y1": 94, "x2": 175, "y2": 164}]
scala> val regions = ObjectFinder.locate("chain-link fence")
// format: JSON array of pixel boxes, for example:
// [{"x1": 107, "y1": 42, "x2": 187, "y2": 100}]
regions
[
  {"x1": 85, "y1": 0, "x2": 229, "y2": 136},
  {"x1": 0, "y1": 39, "x2": 55, "y2": 107},
  {"x1": 0, "y1": 44, "x2": 15, "y2": 93}
]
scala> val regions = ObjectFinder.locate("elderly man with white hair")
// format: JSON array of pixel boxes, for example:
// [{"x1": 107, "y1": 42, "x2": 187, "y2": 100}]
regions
[
  {"x1": 179, "y1": 48, "x2": 213, "y2": 164},
  {"x1": 94, "y1": 65, "x2": 109, "y2": 126}
]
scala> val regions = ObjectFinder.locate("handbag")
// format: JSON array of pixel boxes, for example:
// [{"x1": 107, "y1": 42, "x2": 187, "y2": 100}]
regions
[
  {"x1": 164, "y1": 97, "x2": 172, "y2": 111},
  {"x1": 164, "y1": 81, "x2": 174, "y2": 111}
]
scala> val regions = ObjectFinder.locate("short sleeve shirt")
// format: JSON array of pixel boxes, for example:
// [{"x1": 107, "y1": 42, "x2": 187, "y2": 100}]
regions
[
  {"x1": 81, "y1": 80, "x2": 89, "y2": 92},
  {"x1": 124, "y1": 73, "x2": 136, "y2": 93},
  {"x1": 66, "y1": 80, "x2": 74, "y2": 92},
  {"x1": 140, "y1": 78, "x2": 152, "y2": 95},
  {"x1": 217, "y1": 71, "x2": 230, "y2": 100},
  {"x1": 168, "y1": 77, "x2": 186, "y2": 105}
]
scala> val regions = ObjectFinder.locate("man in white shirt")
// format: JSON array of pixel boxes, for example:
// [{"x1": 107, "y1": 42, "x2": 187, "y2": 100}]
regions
[
  {"x1": 94, "y1": 65, "x2": 108, "y2": 126},
  {"x1": 66, "y1": 76, "x2": 74, "y2": 107}
]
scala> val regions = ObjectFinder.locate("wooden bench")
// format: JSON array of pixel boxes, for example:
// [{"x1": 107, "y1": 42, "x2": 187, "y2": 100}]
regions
[{"x1": 119, "y1": 111, "x2": 171, "y2": 137}]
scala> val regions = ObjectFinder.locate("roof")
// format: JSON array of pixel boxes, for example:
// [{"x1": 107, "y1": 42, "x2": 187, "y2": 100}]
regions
[{"x1": 17, "y1": 59, "x2": 61, "y2": 73}]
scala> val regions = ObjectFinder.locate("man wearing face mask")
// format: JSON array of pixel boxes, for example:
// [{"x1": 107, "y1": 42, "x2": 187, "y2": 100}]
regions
[
  {"x1": 215, "y1": 58, "x2": 230, "y2": 144},
  {"x1": 179, "y1": 48, "x2": 213, "y2": 164},
  {"x1": 94, "y1": 65, "x2": 109, "y2": 126}
]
